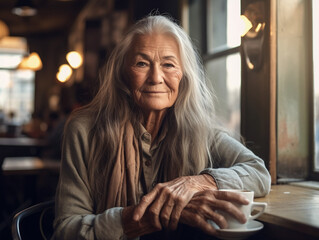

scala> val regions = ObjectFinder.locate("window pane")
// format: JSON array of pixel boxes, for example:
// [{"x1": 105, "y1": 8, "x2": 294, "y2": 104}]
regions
[
  {"x1": 205, "y1": 53, "x2": 241, "y2": 136},
  {"x1": 188, "y1": 0, "x2": 204, "y2": 53},
  {"x1": 277, "y1": 0, "x2": 310, "y2": 179},
  {"x1": 207, "y1": 0, "x2": 241, "y2": 53},
  {"x1": 313, "y1": 0, "x2": 319, "y2": 171},
  {"x1": 0, "y1": 37, "x2": 27, "y2": 69},
  {"x1": 0, "y1": 70, "x2": 35, "y2": 125}
]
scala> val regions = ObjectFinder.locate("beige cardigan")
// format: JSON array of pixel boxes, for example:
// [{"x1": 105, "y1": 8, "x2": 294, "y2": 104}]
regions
[{"x1": 53, "y1": 115, "x2": 271, "y2": 240}]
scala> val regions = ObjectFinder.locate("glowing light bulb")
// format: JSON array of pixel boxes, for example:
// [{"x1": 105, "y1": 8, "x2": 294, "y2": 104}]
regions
[
  {"x1": 27, "y1": 52, "x2": 42, "y2": 70},
  {"x1": 57, "y1": 64, "x2": 72, "y2": 82},
  {"x1": 66, "y1": 51, "x2": 83, "y2": 69},
  {"x1": 240, "y1": 15, "x2": 253, "y2": 37},
  {"x1": 17, "y1": 52, "x2": 42, "y2": 71}
]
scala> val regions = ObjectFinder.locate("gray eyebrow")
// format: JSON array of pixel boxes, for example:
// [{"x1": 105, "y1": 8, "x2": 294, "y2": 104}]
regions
[
  {"x1": 162, "y1": 55, "x2": 178, "y2": 61},
  {"x1": 135, "y1": 52, "x2": 178, "y2": 61},
  {"x1": 136, "y1": 52, "x2": 151, "y2": 61}
]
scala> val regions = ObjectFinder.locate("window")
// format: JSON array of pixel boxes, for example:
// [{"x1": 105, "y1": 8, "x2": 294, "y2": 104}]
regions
[
  {"x1": 0, "y1": 37, "x2": 34, "y2": 129},
  {"x1": 188, "y1": 0, "x2": 241, "y2": 136},
  {"x1": 187, "y1": 0, "x2": 319, "y2": 182},
  {"x1": 0, "y1": 70, "x2": 35, "y2": 124}
]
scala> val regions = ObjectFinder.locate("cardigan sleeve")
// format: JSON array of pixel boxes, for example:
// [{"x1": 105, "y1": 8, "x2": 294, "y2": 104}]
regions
[
  {"x1": 201, "y1": 131, "x2": 271, "y2": 197},
  {"x1": 52, "y1": 117, "x2": 126, "y2": 240}
]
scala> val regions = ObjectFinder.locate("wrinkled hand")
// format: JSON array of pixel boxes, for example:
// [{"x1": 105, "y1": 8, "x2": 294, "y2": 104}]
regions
[
  {"x1": 180, "y1": 190, "x2": 249, "y2": 236},
  {"x1": 131, "y1": 174, "x2": 217, "y2": 232},
  {"x1": 122, "y1": 205, "x2": 162, "y2": 238}
]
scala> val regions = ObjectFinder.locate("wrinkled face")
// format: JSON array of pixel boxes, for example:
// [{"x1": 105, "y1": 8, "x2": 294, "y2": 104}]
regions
[{"x1": 125, "y1": 33, "x2": 183, "y2": 113}]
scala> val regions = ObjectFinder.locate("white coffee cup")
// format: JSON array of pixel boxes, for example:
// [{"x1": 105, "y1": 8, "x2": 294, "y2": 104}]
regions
[{"x1": 217, "y1": 189, "x2": 267, "y2": 229}]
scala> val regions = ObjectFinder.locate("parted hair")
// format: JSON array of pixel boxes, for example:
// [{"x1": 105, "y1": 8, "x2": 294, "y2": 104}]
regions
[{"x1": 71, "y1": 15, "x2": 219, "y2": 210}]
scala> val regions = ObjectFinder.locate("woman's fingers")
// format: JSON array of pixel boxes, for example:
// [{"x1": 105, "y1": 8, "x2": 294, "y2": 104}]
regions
[
  {"x1": 133, "y1": 187, "x2": 159, "y2": 221},
  {"x1": 212, "y1": 200, "x2": 247, "y2": 224},
  {"x1": 167, "y1": 199, "x2": 185, "y2": 230},
  {"x1": 129, "y1": 186, "x2": 250, "y2": 237},
  {"x1": 159, "y1": 197, "x2": 175, "y2": 228},
  {"x1": 150, "y1": 184, "x2": 190, "y2": 229},
  {"x1": 212, "y1": 190, "x2": 249, "y2": 223},
  {"x1": 215, "y1": 190, "x2": 250, "y2": 205},
  {"x1": 181, "y1": 207, "x2": 219, "y2": 236},
  {"x1": 159, "y1": 193, "x2": 188, "y2": 230},
  {"x1": 122, "y1": 205, "x2": 162, "y2": 238},
  {"x1": 190, "y1": 190, "x2": 249, "y2": 225},
  {"x1": 134, "y1": 177, "x2": 193, "y2": 222},
  {"x1": 134, "y1": 176, "x2": 219, "y2": 230},
  {"x1": 184, "y1": 199, "x2": 228, "y2": 229}
]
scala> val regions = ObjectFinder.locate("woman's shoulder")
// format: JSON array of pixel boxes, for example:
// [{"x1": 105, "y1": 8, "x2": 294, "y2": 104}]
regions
[{"x1": 65, "y1": 110, "x2": 95, "y2": 135}]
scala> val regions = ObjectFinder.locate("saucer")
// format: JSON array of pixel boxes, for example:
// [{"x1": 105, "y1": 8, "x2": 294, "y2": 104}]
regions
[{"x1": 212, "y1": 220, "x2": 264, "y2": 240}]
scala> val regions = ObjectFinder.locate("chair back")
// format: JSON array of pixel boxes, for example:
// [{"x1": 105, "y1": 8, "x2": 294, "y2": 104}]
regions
[{"x1": 12, "y1": 200, "x2": 54, "y2": 240}]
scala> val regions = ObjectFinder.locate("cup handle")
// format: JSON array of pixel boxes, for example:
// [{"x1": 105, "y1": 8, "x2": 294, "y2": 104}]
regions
[{"x1": 249, "y1": 202, "x2": 267, "y2": 220}]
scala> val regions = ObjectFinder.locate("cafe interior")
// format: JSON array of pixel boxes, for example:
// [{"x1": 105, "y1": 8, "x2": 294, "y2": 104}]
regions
[{"x1": 0, "y1": 0, "x2": 319, "y2": 239}]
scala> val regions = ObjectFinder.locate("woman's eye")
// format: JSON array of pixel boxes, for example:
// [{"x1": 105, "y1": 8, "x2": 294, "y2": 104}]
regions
[
  {"x1": 136, "y1": 62, "x2": 148, "y2": 67},
  {"x1": 163, "y1": 63, "x2": 174, "y2": 68}
]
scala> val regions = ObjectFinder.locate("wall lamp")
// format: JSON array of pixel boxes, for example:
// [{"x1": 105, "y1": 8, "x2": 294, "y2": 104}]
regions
[{"x1": 241, "y1": 1, "x2": 266, "y2": 71}]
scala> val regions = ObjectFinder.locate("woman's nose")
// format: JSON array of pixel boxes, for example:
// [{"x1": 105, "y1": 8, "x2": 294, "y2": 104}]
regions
[{"x1": 148, "y1": 65, "x2": 163, "y2": 84}]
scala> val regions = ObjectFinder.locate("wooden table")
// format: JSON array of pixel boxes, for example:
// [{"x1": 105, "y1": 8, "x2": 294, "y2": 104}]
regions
[
  {"x1": 254, "y1": 184, "x2": 319, "y2": 239},
  {"x1": 0, "y1": 137, "x2": 48, "y2": 164},
  {"x1": 0, "y1": 137, "x2": 47, "y2": 147},
  {"x1": 2, "y1": 157, "x2": 60, "y2": 175}
]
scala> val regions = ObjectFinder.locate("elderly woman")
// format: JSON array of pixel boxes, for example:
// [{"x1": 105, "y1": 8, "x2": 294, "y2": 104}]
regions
[{"x1": 53, "y1": 15, "x2": 271, "y2": 239}]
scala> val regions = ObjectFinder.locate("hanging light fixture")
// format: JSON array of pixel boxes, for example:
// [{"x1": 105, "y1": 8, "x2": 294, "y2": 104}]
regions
[
  {"x1": 18, "y1": 52, "x2": 43, "y2": 71},
  {"x1": 12, "y1": 0, "x2": 37, "y2": 17}
]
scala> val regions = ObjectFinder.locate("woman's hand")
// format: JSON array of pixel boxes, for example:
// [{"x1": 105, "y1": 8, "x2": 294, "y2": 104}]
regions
[
  {"x1": 132, "y1": 174, "x2": 217, "y2": 232},
  {"x1": 180, "y1": 190, "x2": 249, "y2": 236},
  {"x1": 122, "y1": 205, "x2": 162, "y2": 238}
]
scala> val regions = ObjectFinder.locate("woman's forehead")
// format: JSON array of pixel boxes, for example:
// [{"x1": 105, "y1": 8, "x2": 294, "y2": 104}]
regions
[{"x1": 129, "y1": 33, "x2": 181, "y2": 58}]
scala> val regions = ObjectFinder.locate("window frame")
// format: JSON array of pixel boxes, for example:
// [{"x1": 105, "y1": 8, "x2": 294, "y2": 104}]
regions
[
  {"x1": 200, "y1": 0, "x2": 241, "y2": 63},
  {"x1": 186, "y1": 0, "x2": 274, "y2": 182},
  {"x1": 310, "y1": 0, "x2": 319, "y2": 180}
]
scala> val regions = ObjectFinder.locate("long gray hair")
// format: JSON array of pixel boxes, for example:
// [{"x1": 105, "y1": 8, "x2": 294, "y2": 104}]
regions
[{"x1": 74, "y1": 15, "x2": 218, "y2": 210}]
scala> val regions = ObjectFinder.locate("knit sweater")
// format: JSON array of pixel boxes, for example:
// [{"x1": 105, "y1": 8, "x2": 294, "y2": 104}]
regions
[{"x1": 53, "y1": 115, "x2": 271, "y2": 240}]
